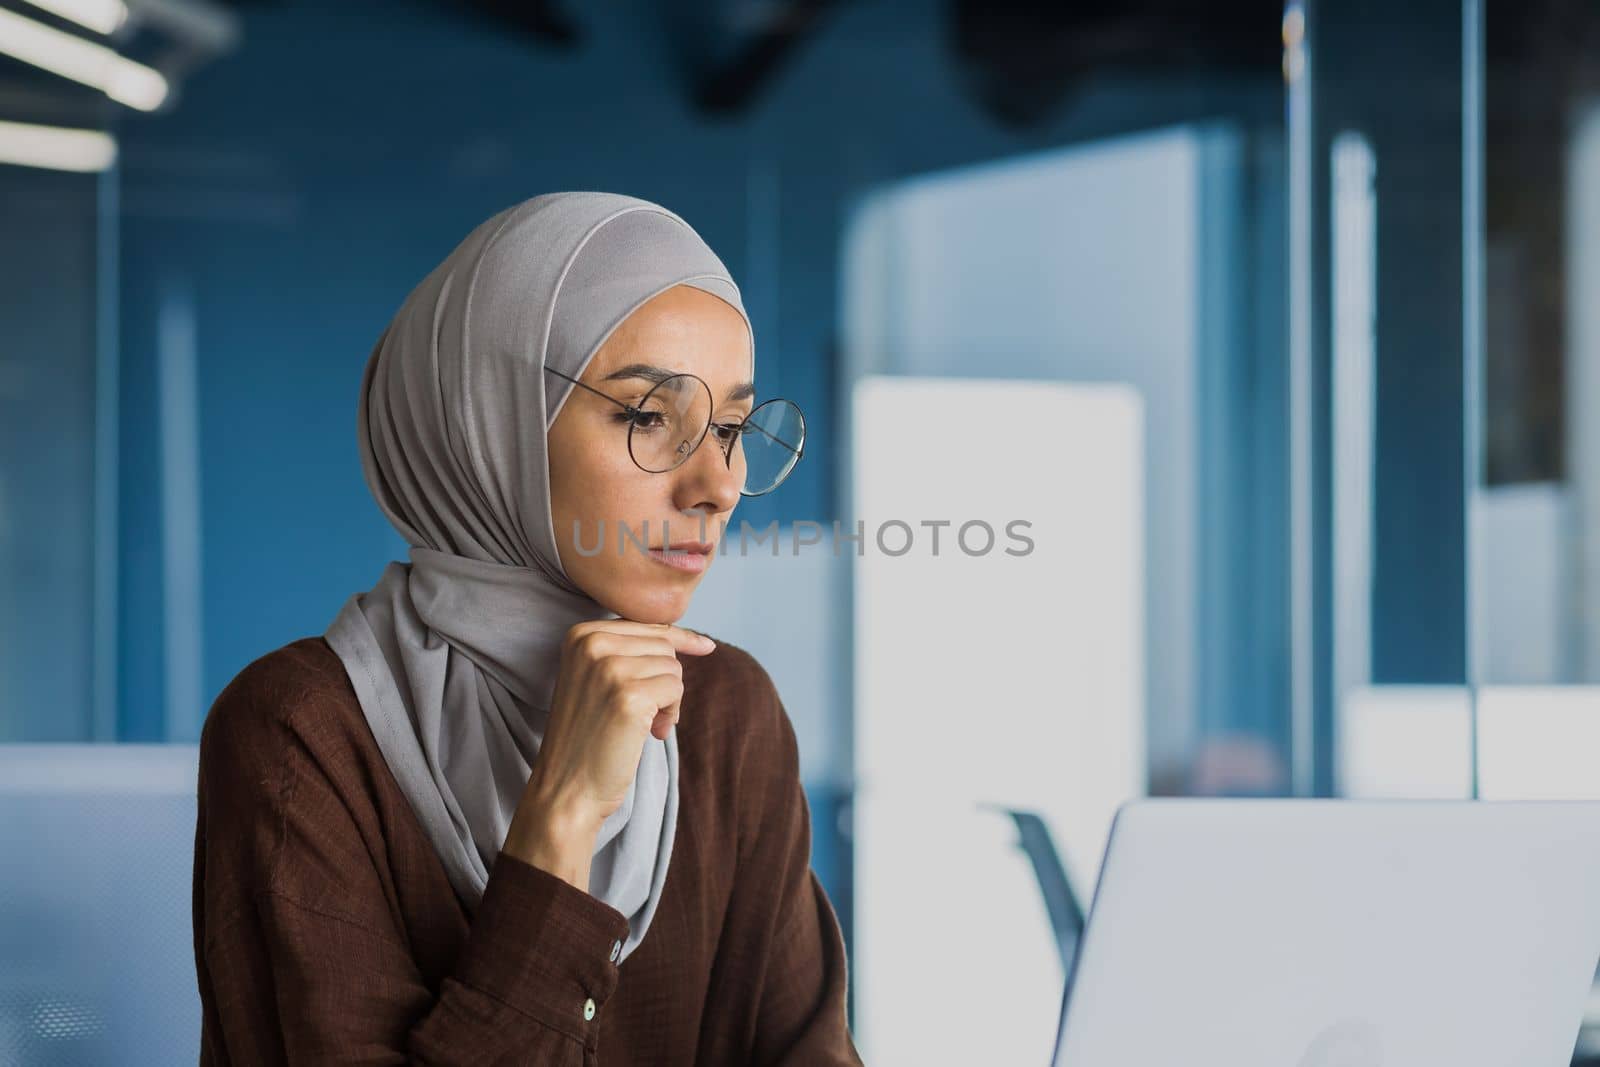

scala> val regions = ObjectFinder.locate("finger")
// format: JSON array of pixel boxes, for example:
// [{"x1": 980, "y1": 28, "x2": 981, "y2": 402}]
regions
[
  {"x1": 580, "y1": 619, "x2": 716, "y2": 655},
  {"x1": 575, "y1": 631, "x2": 680, "y2": 660},
  {"x1": 663, "y1": 623, "x2": 717, "y2": 655},
  {"x1": 601, "y1": 654, "x2": 684, "y2": 684},
  {"x1": 649, "y1": 692, "x2": 682, "y2": 740},
  {"x1": 628, "y1": 673, "x2": 685, "y2": 726}
]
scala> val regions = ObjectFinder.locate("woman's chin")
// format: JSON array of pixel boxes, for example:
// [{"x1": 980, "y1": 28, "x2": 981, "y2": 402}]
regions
[{"x1": 604, "y1": 581, "x2": 698, "y2": 625}]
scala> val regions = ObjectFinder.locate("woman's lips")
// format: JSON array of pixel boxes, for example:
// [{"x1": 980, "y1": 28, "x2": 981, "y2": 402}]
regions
[{"x1": 647, "y1": 547, "x2": 711, "y2": 573}]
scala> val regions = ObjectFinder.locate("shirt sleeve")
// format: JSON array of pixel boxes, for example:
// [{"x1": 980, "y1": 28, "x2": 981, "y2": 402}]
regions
[
  {"x1": 193, "y1": 677, "x2": 630, "y2": 1066},
  {"x1": 724, "y1": 679, "x2": 865, "y2": 1066}
]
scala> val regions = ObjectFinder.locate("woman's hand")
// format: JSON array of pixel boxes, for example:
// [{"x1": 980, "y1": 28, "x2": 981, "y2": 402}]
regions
[{"x1": 502, "y1": 620, "x2": 715, "y2": 892}]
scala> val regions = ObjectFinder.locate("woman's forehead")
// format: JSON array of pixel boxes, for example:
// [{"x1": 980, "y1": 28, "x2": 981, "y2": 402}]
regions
[{"x1": 585, "y1": 286, "x2": 752, "y2": 385}]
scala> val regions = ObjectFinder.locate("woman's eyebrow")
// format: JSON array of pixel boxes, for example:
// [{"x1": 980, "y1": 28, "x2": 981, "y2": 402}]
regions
[{"x1": 602, "y1": 362, "x2": 757, "y2": 402}]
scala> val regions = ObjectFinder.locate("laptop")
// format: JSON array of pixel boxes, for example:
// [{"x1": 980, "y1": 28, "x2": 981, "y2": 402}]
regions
[{"x1": 1050, "y1": 799, "x2": 1600, "y2": 1066}]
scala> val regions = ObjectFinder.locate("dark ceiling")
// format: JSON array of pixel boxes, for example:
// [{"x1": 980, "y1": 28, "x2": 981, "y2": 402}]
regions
[{"x1": 10, "y1": 0, "x2": 1599, "y2": 135}]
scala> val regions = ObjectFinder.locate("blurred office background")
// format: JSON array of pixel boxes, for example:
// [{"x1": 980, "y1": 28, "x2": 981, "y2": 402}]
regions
[{"x1": 3, "y1": 0, "x2": 1600, "y2": 1063}]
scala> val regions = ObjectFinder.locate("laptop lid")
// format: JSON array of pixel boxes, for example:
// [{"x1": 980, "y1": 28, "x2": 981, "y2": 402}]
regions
[{"x1": 1051, "y1": 799, "x2": 1600, "y2": 1066}]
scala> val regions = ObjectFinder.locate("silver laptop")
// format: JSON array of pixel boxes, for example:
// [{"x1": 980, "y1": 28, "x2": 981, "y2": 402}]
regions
[{"x1": 1050, "y1": 799, "x2": 1600, "y2": 1066}]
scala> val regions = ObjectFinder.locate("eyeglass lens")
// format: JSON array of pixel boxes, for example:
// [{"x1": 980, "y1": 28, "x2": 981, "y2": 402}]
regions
[{"x1": 629, "y1": 374, "x2": 804, "y2": 495}]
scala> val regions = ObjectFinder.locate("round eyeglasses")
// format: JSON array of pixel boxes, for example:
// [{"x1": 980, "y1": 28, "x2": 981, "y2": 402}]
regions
[{"x1": 546, "y1": 365, "x2": 805, "y2": 497}]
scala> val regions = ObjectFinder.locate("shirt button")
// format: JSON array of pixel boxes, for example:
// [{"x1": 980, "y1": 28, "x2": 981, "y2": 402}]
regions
[
  {"x1": 609, "y1": 939, "x2": 622, "y2": 962},
  {"x1": 583, "y1": 997, "x2": 596, "y2": 1021}
]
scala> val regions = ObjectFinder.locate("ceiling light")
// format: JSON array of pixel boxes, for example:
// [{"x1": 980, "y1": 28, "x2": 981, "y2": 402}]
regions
[
  {"x1": 21, "y1": 0, "x2": 129, "y2": 36},
  {"x1": 0, "y1": 7, "x2": 167, "y2": 111},
  {"x1": 0, "y1": 119, "x2": 117, "y2": 172}
]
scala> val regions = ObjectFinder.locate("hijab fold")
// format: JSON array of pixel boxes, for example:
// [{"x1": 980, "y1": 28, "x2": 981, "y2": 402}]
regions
[{"x1": 324, "y1": 192, "x2": 753, "y2": 963}]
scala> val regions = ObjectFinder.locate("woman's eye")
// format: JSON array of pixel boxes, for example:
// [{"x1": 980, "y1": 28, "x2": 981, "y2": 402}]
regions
[
  {"x1": 712, "y1": 422, "x2": 743, "y2": 443},
  {"x1": 624, "y1": 409, "x2": 668, "y2": 433}
]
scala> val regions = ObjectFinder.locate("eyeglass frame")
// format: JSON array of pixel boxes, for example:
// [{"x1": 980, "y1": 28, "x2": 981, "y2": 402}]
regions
[{"x1": 543, "y1": 364, "x2": 805, "y2": 497}]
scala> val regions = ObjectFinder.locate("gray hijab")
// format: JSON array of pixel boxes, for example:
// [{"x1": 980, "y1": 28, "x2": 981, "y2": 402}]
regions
[{"x1": 323, "y1": 191, "x2": 753, "y2": 963}]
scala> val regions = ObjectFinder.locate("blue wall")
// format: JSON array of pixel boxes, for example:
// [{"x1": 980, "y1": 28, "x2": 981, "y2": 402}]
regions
[{"x1": 112, "y1": 0, "x2": 1279, "y2": 738}]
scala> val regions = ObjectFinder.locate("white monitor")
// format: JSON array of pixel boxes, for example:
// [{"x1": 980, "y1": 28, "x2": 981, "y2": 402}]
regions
[
  {"x1": 1477, "y1": 687, "x2": 1600, "y2": 800},
  {"x1": 0, "y1": 744, "x2": 202, "y2": 1063},
  {"x1": 851, "y1": 376, "x2": 1145, "y2": 1064}
]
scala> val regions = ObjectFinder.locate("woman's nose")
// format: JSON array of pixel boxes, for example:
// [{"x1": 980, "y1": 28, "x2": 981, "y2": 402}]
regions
[{"x1": 674, "y1": 428, "x2": 742, "y2": 511}]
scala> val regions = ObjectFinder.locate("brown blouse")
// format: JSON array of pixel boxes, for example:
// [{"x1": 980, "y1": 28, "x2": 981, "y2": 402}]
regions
[{"x1": 191, "y1": 634, "x2": 864, "y2": 1066}]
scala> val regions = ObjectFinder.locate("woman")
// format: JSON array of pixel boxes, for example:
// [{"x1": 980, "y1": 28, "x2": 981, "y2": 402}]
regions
[{"x1": 192, "y1": 192, "x2": 863, "y2": 1065}]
